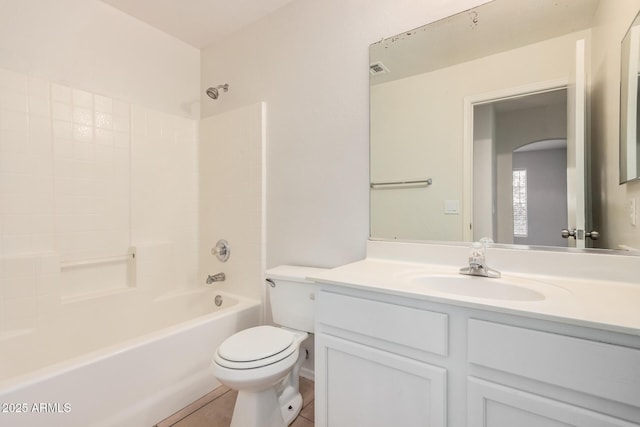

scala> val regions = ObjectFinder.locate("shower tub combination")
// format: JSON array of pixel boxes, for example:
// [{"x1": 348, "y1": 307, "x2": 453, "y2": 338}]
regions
[{"x1": 0, "y1": 288, "x2": 261, "y2": 427}]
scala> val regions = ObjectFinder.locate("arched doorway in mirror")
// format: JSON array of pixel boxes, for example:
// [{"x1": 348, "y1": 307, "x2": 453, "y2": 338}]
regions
[{"x1": 471, "y1": 88, "x2": 571, "y2": 247}]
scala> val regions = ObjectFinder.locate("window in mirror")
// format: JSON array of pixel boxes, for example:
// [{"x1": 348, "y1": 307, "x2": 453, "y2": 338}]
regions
[
  {"x1": 512, "y1": 138, "x2": 568, "y2": 247},
  {"x1": 512, "y1": 169, "x2": 528, "y2": 238}
]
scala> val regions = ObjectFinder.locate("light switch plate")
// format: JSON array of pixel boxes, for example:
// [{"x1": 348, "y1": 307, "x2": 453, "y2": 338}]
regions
[{"x1": 445, "y1": 199, "x2": 460, "y2": 215}]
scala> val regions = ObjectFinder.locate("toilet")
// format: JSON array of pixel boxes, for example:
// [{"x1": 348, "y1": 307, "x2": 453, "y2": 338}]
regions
[{"x1": 212, "y1": 265, "x2": 326, "y2": 427}]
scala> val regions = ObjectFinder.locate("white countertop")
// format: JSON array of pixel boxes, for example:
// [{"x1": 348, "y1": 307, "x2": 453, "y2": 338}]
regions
[{"x1": 308, "y1": 257, "x2": 640, "y2": 336}]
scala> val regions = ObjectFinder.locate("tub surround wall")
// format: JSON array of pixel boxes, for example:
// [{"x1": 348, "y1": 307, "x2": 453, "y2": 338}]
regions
[
  {"x1": 0, "y1": 0, "x2": 201, "y2": 339},
  {"x1": 130, "y1": 105, "x2": 199, "y2": 294},
  {"x1": 0, "y1": 68, "x2": 199, "y2": 337},
  {"x1": 198, "y1": 103, "x2": 266, "y2": 302}
]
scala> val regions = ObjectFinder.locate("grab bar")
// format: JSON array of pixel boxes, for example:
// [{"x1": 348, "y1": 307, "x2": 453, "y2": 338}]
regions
[
  {"x1": 370, "y1": 178, "x2": 432, "y2": 188},
  {"x1": 60, "y1": 248, "x2": 136, "y2": 269}
]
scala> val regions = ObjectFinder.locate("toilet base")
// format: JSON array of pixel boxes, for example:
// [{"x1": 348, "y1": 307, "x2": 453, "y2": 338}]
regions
[
  {"x1": 231, "y1": 388, "x2": 285, "y2": 427},
  {"x1": 280, "y1": 390, "x2": 303, "y2": 425},
  {"x1": 219, "y1": 329, "x2": 310, "y2": 427},
  {"x1": 277, "y1": 340, "x2": 306, "y2": 424},
  {"x1": 228, "y1": 388, "x2": 303, "y2": 427}
]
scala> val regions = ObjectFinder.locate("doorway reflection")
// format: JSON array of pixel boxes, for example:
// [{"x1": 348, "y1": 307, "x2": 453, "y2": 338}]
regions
[{"x1": 472, "y1": 89, "x2": 569, "y2": 247}]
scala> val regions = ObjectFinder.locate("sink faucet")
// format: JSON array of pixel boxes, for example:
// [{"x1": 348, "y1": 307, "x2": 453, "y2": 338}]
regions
[
  {"x1": 459, "y1": 239, "x2": 501, "y2": 278},
  {"x1": 206, "y1": 272, "x2": 226, "y2": 284}
]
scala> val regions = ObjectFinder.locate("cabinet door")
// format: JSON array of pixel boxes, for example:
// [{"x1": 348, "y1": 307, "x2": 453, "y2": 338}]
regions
[
  {"x1": 315, "y1": 333, "x2": 446, "y2": 427},
  {"x1": 468, "y1": 378, "x2": 640, "y2": 427}
]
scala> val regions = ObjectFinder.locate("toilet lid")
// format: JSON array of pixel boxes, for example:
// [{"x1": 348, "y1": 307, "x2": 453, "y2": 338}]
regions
[{"x1": 217, "y1": 326, "x2": 294, "y2": 362}]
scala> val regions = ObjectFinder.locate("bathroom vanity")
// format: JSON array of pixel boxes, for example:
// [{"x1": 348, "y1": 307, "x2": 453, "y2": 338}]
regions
[
  {"x1": 309, "y1": 242, "x2": 640, "y2": 427},
  {"x1": 344, "y1": 0, "x2": 640, "y2": 423}
]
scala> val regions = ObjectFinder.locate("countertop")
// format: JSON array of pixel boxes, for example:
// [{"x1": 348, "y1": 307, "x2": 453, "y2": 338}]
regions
[{"x1": 308, "y1": 258, "x2": 640, "y2": 336}]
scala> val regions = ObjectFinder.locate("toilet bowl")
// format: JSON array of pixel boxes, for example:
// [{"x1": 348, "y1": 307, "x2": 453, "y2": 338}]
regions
[{"x1": 212, "y1": 265, "x2": 325, "y2": 427}]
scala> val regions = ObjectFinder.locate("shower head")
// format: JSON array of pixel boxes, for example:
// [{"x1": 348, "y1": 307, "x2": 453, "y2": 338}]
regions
[
  {"x1": 206, "y1": 84, "x2": 229, "y2": 100},
  {"x1": 205, "y1": 87, "x2": 218, "y2": 99}
]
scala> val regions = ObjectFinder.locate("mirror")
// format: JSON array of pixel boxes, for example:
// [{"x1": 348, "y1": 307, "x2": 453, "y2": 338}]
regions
[
  {"x1": 620, "y1": 10, "x2": 640, "y2": 183},
  {"x1": 370, "y1": 0, "x2": 640, "y2": 251}
]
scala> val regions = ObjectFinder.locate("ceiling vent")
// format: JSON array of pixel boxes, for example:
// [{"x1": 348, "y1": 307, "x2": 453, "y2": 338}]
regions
[{"x1": 369, "y1": 61, "x2": 390, "y2": 75}]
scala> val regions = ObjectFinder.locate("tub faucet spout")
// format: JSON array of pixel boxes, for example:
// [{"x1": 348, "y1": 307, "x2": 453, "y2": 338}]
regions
[{"x1": 206, "y1": 272, "x2": 225, "y2": 284}]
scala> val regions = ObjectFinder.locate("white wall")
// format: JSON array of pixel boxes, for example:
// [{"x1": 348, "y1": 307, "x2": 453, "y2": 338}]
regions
[
  {"x1": 0, "y1": 0, "x2": 200, "y2": 119},
  {"x1": 201, "y1": 0, "x2": 491, "y2": 268},
  {"x1": 591, "y1": 0, "x2": 640, "y2": 250}
]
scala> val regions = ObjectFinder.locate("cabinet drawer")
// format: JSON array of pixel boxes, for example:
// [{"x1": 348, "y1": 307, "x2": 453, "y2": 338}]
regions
[
  {"x1": 468, "y1": 377, "x2": 638, "y2": 427},
  {"x1": 317, "y1": 290, "x2": 448, "y2": 356},
  {"x1": 468, "y1": 319, "x2": 640, "y2": 407}
]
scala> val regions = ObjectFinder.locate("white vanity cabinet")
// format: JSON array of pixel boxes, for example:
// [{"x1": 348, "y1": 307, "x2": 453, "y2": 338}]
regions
[
  {"x1": 467, "y1": 319, "x2": 640, "y2": 427},
  {"x1": 315, "y1": 289, "x2": 449, "y2": 427},
  {"x1": 315, "y1": 334, "x2": 447, "y2": 427},
  {"x1": 467, "y1": 378, "x2": 639, "y2": 427},
  {"x1": 315, "y1": 285, "x2": 640, "y2": 427}
]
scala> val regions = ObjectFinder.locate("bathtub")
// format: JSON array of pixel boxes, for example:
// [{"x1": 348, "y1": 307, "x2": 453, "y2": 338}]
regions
[{"x1": 0, "y1": 288, "x2": 261, "y2": 427}]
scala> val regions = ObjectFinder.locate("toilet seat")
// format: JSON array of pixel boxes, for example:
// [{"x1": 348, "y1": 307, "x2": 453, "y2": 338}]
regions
[{"x1": 215, "y1": 326, "x2": 297, "y2": 370}]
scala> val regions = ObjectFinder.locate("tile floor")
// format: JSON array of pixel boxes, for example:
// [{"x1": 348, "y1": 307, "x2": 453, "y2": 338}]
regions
[{"x1": 155, "y1": 377, "x2": 314, "y2": 427}]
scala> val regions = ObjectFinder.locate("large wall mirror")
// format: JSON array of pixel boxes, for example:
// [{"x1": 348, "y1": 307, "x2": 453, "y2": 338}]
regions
[
  {"x1": 370, "y1": 0, "x2": 640, "y2": 252},
  {"x1": 620, "y1": 10, "x2": 640, "y2": 183}
]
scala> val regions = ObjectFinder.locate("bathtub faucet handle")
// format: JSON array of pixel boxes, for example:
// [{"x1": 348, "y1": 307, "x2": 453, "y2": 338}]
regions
[
  {"x1": 211, "y1": 239, "x2": 230, "y2": 262},
  {"x1": 206, "y1": 272, "x2": 226, "y2": 284}
]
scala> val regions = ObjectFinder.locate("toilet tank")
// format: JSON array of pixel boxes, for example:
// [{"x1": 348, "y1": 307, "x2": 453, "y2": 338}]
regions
[{"x1": 265, "y1": 265, "x2": 327, "y2": 333}]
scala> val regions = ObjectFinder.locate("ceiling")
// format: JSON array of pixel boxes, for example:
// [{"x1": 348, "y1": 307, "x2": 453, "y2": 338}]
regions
[{"x1": 100, "y1": 0, "x2": 297, "y2": 48}]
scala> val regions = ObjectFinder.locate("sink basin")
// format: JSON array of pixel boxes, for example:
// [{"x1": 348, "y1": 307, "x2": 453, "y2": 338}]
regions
[{"x1": 409, "y1": 275, "x2": 546, "y2": 301}]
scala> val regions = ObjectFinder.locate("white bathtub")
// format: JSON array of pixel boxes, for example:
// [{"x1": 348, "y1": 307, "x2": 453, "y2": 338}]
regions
[{"x1": 0, "y1": 288, "x2": 261, "y2": 427}]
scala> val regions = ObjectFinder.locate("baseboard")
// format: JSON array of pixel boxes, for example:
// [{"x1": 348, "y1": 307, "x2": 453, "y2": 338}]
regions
[{"x1": 299, "y1": 366, "x2": 314, "y2": 381}]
